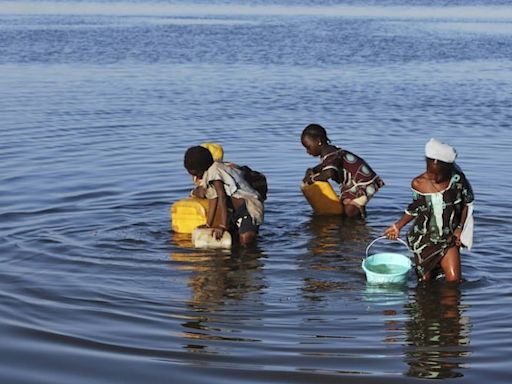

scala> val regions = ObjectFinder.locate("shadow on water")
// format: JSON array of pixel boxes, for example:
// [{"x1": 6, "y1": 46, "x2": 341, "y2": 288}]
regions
[{"x1": 403, "y1": 282, "x2": 471, "y2": 379}]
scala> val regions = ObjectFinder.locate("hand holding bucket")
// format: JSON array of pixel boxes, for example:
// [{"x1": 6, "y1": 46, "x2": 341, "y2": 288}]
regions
[{"x1": 362, "y1": 236, "x2": 413, "y2": 284}]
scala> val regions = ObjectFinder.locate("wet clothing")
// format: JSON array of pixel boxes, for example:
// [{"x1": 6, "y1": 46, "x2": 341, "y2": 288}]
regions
[
  {"x1": 201, "y1": 161, "x2": 264, "y2": 226},
  {"x1": 312, "y1": 148, "x2": 384, "y2": 209},
  {"x1": 231, "y1": 202, "x2": 259, "y2": 235},
  {"x1": 405, "y1": 168, "x2": 474, "y2": 278}
]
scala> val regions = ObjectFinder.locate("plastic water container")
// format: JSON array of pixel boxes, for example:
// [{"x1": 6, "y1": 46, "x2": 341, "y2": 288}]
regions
[
  {"x1": 301, "y1": 181, "x2": 343, "y2": 215},
  {"x1": 170, "y1": 197, "x2": 223, "y2": 234},
  {"x1": 171, "y1": 197, "x2": 209, "y2": 233},
  {"x1": 362, "y1": 236, "x2": 412, "y2": 284},
  {"x1": 192, "y1": 227, "x2": 232, "y2": 249}
]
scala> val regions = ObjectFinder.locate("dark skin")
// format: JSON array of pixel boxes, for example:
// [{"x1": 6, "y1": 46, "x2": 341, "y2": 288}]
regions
[
  {"x1": 384, "y1": 159, "x2": 468, "y2": 283},
  {"x1": 187, "y1": 169, "x2": 257, "y2": 247},
  {"x1": 301, "y1": 135, "x2": 361, "y2": 218},
  {"x1": 190, "y1": 175, "x2": 207, "y2": 198}
]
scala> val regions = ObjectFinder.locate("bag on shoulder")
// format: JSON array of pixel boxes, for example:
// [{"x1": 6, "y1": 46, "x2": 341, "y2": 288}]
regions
[{"x1": 240, "y1": 165, "x2": 268, "y2": 201}]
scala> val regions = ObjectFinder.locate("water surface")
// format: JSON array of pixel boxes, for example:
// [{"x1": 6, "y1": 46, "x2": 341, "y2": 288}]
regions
[{"x1": 1, "y1": 1, "x2": 512, "y2": 383}]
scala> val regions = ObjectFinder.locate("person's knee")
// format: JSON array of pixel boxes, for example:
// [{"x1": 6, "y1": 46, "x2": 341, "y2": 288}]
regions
[
  {"x1": 344, "y1": 204, "x2": 360, "y2": 218},
  {"x1": 442, "y1": 248, "x2": 461, "y2": 282},
  {"x1": 444, "y1": 265, "x2": 461, "y2": 282},
  {"x1": 239, "y1": 231, "x2": 256, "y2": 247},
  {"x1": 445, "y1": 273, "x2": 460, "y2": 283},
  {"x1": 420, "y1": 272, "x2": 432, "y2": 282}
]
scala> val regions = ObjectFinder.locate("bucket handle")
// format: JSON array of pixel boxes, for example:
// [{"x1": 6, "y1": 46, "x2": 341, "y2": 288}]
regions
[{"x1": 365, "y1": 236, "x2": 410, "y2": 260}]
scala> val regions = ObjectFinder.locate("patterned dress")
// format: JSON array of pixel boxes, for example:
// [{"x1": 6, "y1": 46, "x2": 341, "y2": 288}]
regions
[
  {"x1": 406, "y1": 169, "x2": 474, "y2": 278},
  {"x1": 313, "y1": 148, "x2": 384, "y2": 207}
]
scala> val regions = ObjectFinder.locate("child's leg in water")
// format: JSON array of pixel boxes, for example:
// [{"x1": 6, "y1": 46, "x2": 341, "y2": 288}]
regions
[
  {"x1": 239, "y1": 231, "x2": 257, "y2": 247},
  {"x1": 343, "y1": 200, "x2": 367, "y2": 218},
  {"x1": 344, "y1": 204, "x2": 361, "y2": 218},
  {"x1": 231, "y1": 202, "x2": 259, "y2": 247}
]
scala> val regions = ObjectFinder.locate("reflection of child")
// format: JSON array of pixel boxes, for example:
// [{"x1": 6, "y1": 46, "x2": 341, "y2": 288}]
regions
[
  {"x1": 184, "y1": 146, "x2": 264, "y2": 247},
  {"x1": 384, "y1": 138, "x2": 474, "y2": 283},
  {"x1": 301, "y1": 123, "x2": 384, "y2": 218}
]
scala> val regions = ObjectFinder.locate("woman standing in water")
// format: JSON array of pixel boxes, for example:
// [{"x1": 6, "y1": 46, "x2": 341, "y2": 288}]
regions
[{"x1": 384, "y1": 138, "x2": 474, "y2": 283}]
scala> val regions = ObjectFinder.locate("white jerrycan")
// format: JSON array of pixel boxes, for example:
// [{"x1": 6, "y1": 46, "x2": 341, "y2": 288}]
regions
[{"x1": 191, "y1": 227, "x2": 232, "y2": 249}]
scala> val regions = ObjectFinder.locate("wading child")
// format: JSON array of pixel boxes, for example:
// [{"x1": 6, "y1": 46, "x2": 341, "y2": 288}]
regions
[
  {"x1": 184, "y1": 146, "x2": 264, "y2": 247},
  {"x1": 190, "y1": 142, "x2": 268, "y2": 202},
  {"x1": 190, "y1": 142, "x2": 226, "y2": 199},
  {"x1": 384, "y1": 138, "x2": 474, "y2": 283},
  {"x1": 301, "y1": 123, "x2": 384, "y2": 218}
]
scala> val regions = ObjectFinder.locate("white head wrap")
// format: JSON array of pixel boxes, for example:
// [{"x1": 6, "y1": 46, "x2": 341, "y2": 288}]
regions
[{"x1": 425, "y1": 138, "x2": 457, "y2": 163}]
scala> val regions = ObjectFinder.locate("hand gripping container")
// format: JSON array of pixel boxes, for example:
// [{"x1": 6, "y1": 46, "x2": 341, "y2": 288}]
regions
[
  {"x1": 362, "y1": 236, "x2": 412, "y2": 284},
  {"x1": 301, "y1": 181, "x2": 344, "y2": 215},
  {"x1": 191, "y1": 227, "x2": 232, "y2": 249}
]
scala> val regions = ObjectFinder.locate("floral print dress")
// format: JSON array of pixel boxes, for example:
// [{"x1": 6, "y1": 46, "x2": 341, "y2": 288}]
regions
[
  {"x1": 406, "y1": 169, "x2": 474, "y2": 278},
  {"x1": 313, "y1": 148, "x2": 385, "y2": 206}
]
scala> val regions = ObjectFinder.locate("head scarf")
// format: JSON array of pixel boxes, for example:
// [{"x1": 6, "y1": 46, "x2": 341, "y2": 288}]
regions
[{"x1": 425, "y1": 138, "x2": 457, "y2": 163}]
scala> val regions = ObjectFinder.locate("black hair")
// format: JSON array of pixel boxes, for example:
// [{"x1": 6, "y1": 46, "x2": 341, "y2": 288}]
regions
[
  {"x1": 301, "y1": 123, "x2": 331, "y2": 144},
  {"x1": 184, "y1": 146, "x2": 214, "y2": 173},
  {"x1": 426, "y1": 157, "x2": 454, "y2": 181}
]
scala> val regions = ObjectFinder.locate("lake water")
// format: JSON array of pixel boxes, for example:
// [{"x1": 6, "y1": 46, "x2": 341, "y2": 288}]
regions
[{"x1": 1, "y1": 1, "x2": 512, "y2": 382}]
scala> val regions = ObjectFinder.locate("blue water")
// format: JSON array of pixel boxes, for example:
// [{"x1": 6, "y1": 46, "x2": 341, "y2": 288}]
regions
[{"x1": 1, "y1": 1, "x2": 512, "y2": 382}]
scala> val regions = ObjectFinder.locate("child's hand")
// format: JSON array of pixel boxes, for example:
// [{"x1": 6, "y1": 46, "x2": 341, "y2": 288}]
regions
[
  {"x1": 212, "y1": 226, "x2": 225, "y2": 240},
  {"x1": 384, "y1": 224, "x2": 400, "y2": 240},
  {"x1": 302, "y1": 176, "x2": 312, "y2": 185},
  {"x1": 303, "y1": 168, "x2": 314, "y2": 184},
  {"x1": 191, "y1": 186, "x2": 206, "y2": 198}
]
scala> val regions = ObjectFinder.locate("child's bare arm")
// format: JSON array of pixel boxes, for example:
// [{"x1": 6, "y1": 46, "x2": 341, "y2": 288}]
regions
[
  {"x1": 210, "y1": 180, "x2": 229, "y2": 239},
  {"x1": 206, "y1": 196, "x2": 218, "y2": 228},
  {"x1": 304, "y1": 168, "x2": 337, "y2": 184}
]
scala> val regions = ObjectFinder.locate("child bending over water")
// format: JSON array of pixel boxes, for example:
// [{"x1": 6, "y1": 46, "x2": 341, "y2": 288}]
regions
[
  {"x1": 184, "y1": 146, "x2": 264, "y2": 247},
  {"x1": 190, "y1": 142, "x2": 268, "y2": 202},
  {"x1": 384, "y1": 138, "x2": 474, "y2": 283},
  {"x1": 190, "y1": 142, "x2": 226, "y2": 199},
  {"x1": 301, "y1": 123, "x2": 384, "y2": 218}
]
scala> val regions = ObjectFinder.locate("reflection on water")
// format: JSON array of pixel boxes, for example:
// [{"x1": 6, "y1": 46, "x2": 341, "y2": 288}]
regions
[
  {"x1": 174, "y1": 249, "x2": 265, "y2": 308},
  {"x1": 304, "y1": 215, "x2": 372, "y2": 257},
  {"x1": 363, "y1": 283, "x2": 409, "y2": 306},
  {"x1": 299, "y1": 216, "x2": 372, "y2": 301},
  {"x1": 170, "y1": 245, "x2": 266, "y2": 352},
  {"x1": 404, "y1": 283, "x2": 471, "y2": 379},
  {"x1": 363, "y1": 280, "x2": 471, "y2": 378}
]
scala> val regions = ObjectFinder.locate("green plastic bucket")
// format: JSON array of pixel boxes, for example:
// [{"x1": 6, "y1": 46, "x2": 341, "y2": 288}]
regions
[{"x1": 362, "y1": 236, "x2": 412, "y2": 284}]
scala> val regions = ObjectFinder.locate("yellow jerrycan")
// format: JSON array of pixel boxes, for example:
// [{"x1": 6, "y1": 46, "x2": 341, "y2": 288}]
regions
[
  {"x1": 301, "y1": 181, "x2": 344, "y2": 215},
  {"x1": 170, "y1": 197, "x2": 222, "y2": 234}
]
